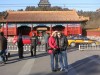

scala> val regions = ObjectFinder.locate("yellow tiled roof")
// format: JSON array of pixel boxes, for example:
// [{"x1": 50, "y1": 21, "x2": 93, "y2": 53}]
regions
[{"x1": 0, "y1": 10, "x2": 89, "y2": 22}]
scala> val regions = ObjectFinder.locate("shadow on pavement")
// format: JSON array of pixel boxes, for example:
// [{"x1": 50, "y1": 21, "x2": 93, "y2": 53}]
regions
[
  {"x1": 29, "y1": 55, "x2": 100, "y2": 75},
  {"x1": 8, "y1": 51, "x2": 31, "y2": 57},
  {"x1": 6, "y1": 56, "x2": 33, "y2": 64},
  {"x1": 29, "y1": 71, "x2": 68, "y2": 75},
  {"x1": 35, "y1": 52, "x2": 49, "y2": 58},
  {"x1": 6, "y1": 52, "x2": 49, "y2": 64},
  {"x1": 68, "y1": 55, "x2": 100, "y2": 75}
]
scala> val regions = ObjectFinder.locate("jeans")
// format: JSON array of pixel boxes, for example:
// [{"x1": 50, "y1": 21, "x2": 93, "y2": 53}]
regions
[
  {"x1": 45, "y1": 43, "x2": 48, "y2": 52},
  {"x1": 30, "y1": 46, "x2": 36, "y2": 56},
  {"x1": 18, "y1": 47, "x2": 23, "y2": 58},
  {"x1": 58, "y1": 50, "x2": 68, "y2": 69},
  {"x1": 0, "y1": 50, "x2": 6, "y2": 62},
  {"x1": 50, "y1": 53, "x2": 58, "y2": 70}
]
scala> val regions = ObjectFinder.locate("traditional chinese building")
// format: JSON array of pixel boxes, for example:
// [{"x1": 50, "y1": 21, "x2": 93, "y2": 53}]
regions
[
  {"x1": 0, "y1": 10, "x2": 89, "y2": 37},
  {"x1": 38, "y1": 0, "x2": 51, "y2": 7}
]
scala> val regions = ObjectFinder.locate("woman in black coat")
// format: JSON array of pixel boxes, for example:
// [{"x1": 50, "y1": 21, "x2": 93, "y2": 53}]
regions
[{"x1": 17, "y1": 34, "x2": 24, "y2": 59}]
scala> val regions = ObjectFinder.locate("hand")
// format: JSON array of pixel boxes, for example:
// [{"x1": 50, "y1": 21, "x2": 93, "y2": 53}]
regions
[{"x1": 53, "y1": 48, "x2": 56, "y2": 51}]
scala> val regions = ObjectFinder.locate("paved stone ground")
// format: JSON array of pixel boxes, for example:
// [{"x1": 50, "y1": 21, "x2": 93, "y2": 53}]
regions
[{"x1": 0, "y1": 48, "x2": 100, "y2": 75}]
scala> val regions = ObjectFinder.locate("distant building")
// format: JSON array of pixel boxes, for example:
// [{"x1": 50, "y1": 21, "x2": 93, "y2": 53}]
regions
[
  {"x1": 38, "y1": 0, "x2": 51, "y2": 7},
  {"x1": 86, "y1": 28, "x2": 100, "y2": 36},
  {"x1": 0, "y1": 10, "x2": 89, "y2": 37}
]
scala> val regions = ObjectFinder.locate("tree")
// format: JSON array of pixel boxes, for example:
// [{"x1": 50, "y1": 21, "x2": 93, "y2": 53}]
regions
[
  {"x1": 78, "y1": 11, "x2": 100, "y2": 28},
  {"x1": 25, "y1": 6, "x2": 36, "y2": 11},
  {"x1": 25, "y1": 6, "x2": 69, "y2": 11},
  {"x1": 18, "y1": 9, "x2": 23, "y2": 11}
]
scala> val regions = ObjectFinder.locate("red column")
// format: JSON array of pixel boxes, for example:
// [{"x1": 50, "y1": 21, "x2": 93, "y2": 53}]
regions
[
  {"x1": 30, "y1": 24, "x2": 33, "y2": 37},
  {"x1": 50, "y1": 25, "x2": 52, "y2": 35},
  {"x1": 1, "y1": 23, "x2": 4, "y2": 32},
  {"x1": 80, "y1": 26, "x2": 82, "y2": 35},
  {"x1": 31, "y1": 24, "x2": 33, "y2": 31},
  {"x1": 78, "y1": 25, "x2": 82, "y2": 35},
  {"x1": 35, "y1": 25, "x2": 38, "y2": 36},
  {"x1": 64, "y1": 25, "x2": 68, "y2": 36},
  {"x1": 6, "y1": 22, "x2": 8, "y2": 38},
  {"x1": 15, "y1": 24, "x2": 17, "y2": 36}
]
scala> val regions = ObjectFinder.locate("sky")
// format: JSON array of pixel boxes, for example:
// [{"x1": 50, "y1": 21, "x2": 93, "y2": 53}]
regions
[{"x1": 0, "y1": 0, "x2": 100, "y2": 12}]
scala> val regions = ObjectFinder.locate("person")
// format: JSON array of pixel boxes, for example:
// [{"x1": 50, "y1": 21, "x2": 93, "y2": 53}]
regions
[
  {"x1": 0, "y1": 32, "x2": 7, "y2": 63},
  {"x1": 44, "y1": 32, "x2": 50, "y2": 52},
  {"x1": 57, "y1": 32, "x2": 68, "y2": 72},
  {"x1": 48, "y1": 31, "x2": 59, "y2": 72},
  {"x1": 13, "y1": 35, "x2": 18, "y2": 44},
  {"x1": 17, "y1": 34, "x2": 24, "y2": 59},
  {"x1": 30, "y1": 33, "x2": 38, "y2": 57}
]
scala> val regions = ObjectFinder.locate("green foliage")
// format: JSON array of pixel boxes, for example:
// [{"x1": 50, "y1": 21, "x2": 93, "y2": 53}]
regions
[
  {"x1": 25, "y1": 6, "x2": 69, "y2": 11},
  {"x1": 78, "y1": 10, "x2": 100, "y2": 28},
  {"x1": 17, "y1": 9, "x2": 23, "y2": 11},
  {"x1": 25, "y1": 6, "x2": 36, "y2": 11}
]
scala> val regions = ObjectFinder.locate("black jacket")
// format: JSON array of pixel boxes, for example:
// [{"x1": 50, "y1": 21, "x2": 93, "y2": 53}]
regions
[
  {"x1": 0, "y1": 36, "x2": 7, "y2": 50},
  {"x1": 17, "y1": 36, "x2": 24, "y2": 48},
  {"x1": 31, "y1": 36, "x2": 38, "y2": 46},
  {"x1": 0, "y1": 36, "x2": 7, "y2": 55},
  {"x1": 58, "y1": 35, "x2": 68, "y2": 51}
]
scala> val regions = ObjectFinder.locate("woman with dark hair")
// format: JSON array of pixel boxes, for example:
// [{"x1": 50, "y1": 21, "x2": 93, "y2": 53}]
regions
[{"x1": 30, "y1": 33, "x2": 38, "y2": 57}]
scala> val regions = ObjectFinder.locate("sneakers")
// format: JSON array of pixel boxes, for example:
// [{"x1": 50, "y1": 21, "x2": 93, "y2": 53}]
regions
[
  {"x1": 52, "y1": 69, "x2": 57, "y2": 72},
  {"x1": 52, "y1": 68, "x2": 68, "y2": 72},
  {"x1": 60, "y1": 68, "x2": 68, "y2": 72},
  {"x1": 64, "y1": 69, "x2": 68, "y2": 72},
  {"x1": 60, "y1": 68, "x2": 64, "y2": 71}
]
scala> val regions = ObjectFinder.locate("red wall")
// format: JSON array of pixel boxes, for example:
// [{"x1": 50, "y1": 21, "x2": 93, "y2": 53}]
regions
[
  {"x1": 1, "y1": 27, "x2": 17, "y2": 36},
  {"x1": 67, "y1": 27, "x2": 82, "y2": 35},
  {"x1": 86, "y1": 30, "x2": 100, "y2": 36},
  {"x1": 1, "y1": 25, "x2": 82, "y2": 36}
]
